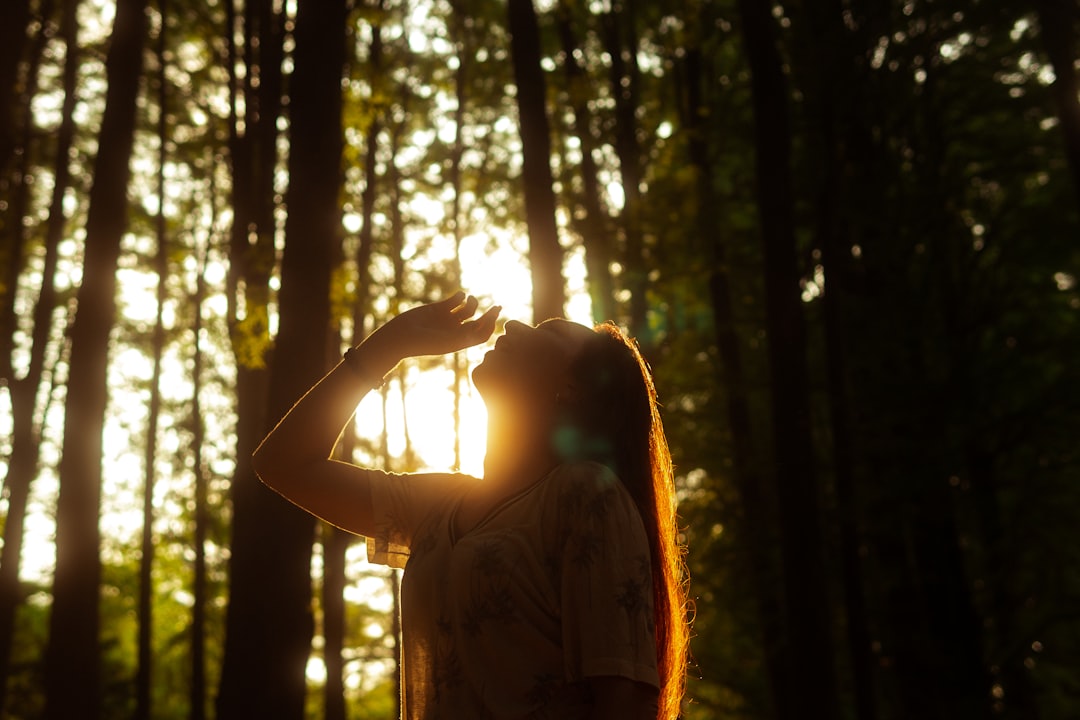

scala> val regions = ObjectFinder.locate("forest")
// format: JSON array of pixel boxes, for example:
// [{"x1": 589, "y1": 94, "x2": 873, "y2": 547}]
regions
[{"x1": 1, "y1": 0, "x2": 1079, "y2": 718}]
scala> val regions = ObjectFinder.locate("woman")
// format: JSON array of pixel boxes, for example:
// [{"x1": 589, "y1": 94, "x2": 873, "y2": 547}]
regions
[{"x1": 252, "y1": 292, "x2": 689, "y2": 719}]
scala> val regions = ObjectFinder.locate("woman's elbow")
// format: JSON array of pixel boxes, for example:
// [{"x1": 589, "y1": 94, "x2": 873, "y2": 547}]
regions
[{"x1": 251, "y1": 440, "x2": 289, "y2": 488}]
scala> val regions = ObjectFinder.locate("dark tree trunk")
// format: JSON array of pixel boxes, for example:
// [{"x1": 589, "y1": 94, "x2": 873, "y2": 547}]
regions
[
  {"x1": 217, "y1": 0, "x2": 346, "y2": 715},
  {"x1": 735, "y1": 1, "x2": 840, "y2": 717},
  {"x1": 555, "y1": 0, "x2": 615, "y2": 324},
  {"x1": 190, "y1": 250, "x2": 210, "y2": 720},
  {"x1": 0, "y1": 0, "x2": 31, "y2": 194},
  {"x1": 354, "y1": 0, "x2": 385, "y2": 326},
  {"x1": 134, "y1": 5, "x2": 169, "y2": 717},
  {"x1": 506, "y1": 0, "x2": 566, "y2": 323},
  {"x1": 0, "y1": 0, "x2": 52, "y2": 381},
  {"x1": 322, "y1": 525, "x2": 350, "y2": 720},
  {"x1": 216, "y1": 0, "x2": 282, "y2": 708},
  {"x1": 599, "y1": 0, "x2": 646, "y2": 336},
  {"x1": 42, "y1": 0, "x2": 149, "y2": 716},
  {"x1": 449, "y1": 4, "x2": 468, "y2": 466},
  {"x1": 678, "y1": 24, "x2": 792, "y2": 720},
  {"x1": 1034, "y1": 0, "x2": 1080, "y2": 205},
  {"x1": 0, "y1": 0, "x2": 76, "y2": 706},
  {"x1": 792, "y1": 3, "x2": 878, "y2": 718}
]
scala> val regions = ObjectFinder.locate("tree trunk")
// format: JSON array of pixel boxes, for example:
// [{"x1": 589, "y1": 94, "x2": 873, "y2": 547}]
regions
[
  {"x1": 793, "y1": 3, "x2": 878, "y2": 717},
  {"x1": 322, "y1": 524, "x2": 350, "y2": 720},
  {"x1": 217, "y1": 0, "x2": 347, "y2": 715},
  {"x1": 42, "y1": 0, "x2": 149, "y2": 716},
  {"x1": 0, "y1": 0, "x2": 31, "y2": 195},
  {"x1": 134, "y1": 6, "x2": 169, "y2": 717},
  {"x1": 448, "y1": 3, "x2": 468, "y2": 466},
  {"x1": 599, "y1": 0, "x2": 646, "y2": 336},
  {"x1": 190, "y1": 247, "x2": 210, "y2": 720},
  {"x1": 0, "y1": 0, "x2": 52, "y2": 382},
  {"x1": 678, "y1": 23, "x2": 792, "y2": 718},
  {"x1": 735, "y1": 1, "x2": 840, "y2": 717},
  {"x1": 506, "y1": 0, "x2": 565, "y2": 323},
  {"x1": 1034, "y1": 0, "x2": 1080, "y2": 206},
  {"x1": 0, "y1": 0, "x2": 76, "y2": 705},
  {"x1": 216, "y1": 0, "x2": 283, "y2": 709},
  {"x1": 554, "y1": 0, "x2": 615, "y2": 324}
]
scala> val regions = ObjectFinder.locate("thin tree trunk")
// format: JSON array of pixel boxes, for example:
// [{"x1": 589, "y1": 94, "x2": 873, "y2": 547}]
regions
[
  {"x1": 795, "y1": 3, "x2": 878, "y2": 717},
  {"x1": 735, "y1": 1, "x2": 840, "y2": 717},
  {"x1": 555, "y1": 0, "x2": 615, "y2": 324},
  {"x1": 0, "y1": 0, "x2": 76, "y2": 705},
  {"x1": 1034, "y1": 0, "x2": 1080, "y2": 205},
  {"x1": 322, "y1": 523, "x2": 350, "y2": 720},
  {"x1": 448, "y1": 3, "x2": 468, "y2": 467},
  {"x1": 134, "y1": 5, "x2": 169, "y2": 717},
  {"x1": 190, "y1": 245, "x2": 210, "y2": 720},
  {"x1": 506, "y1": 0, "x2": 566, "y2": 323},
  {"x1": 677, "y1": 24, "x2": 792, "y2": 718},
  {"x1": 0, "y1": 0, "x2": 52, "y2": 379},
  {"x1": 42, "y1": 0, "x2": 149, "y2": 716},
  {"x1": 599, "y1": 0, "x2": 646, "y2": 335},
  {"x1": 0, "y1": 0, "x2": 32, "y2": 194},
  {"x1": 354, "y1": 0, "x2": 385, "y2": 325}
]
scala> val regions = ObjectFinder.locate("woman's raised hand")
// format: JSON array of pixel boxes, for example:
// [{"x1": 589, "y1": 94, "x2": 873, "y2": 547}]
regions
[{"x1": 365, "y1": 292, "x2": 501, "y2": 363}]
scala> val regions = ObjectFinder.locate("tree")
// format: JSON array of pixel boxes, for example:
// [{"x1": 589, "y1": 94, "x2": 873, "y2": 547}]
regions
[
  {"x1": 42, "y1": 0, "x2": 149, "y2": 715},
  {"x1": 216, "y1": 0, "x2": 347, "y2": 715},
  {"x1": 554, "y1": 0, "x2": 615, "y2": 324},
  {"x1": 1034, "y1": 0, "x2": 1080, "y2": 204},
  {"x1": 0, "y1": 0, "x2": 78, "y2": 708},
  {"x1": 507, "y1": 0, "x2": 565, "y2": 322},
  {"x1": 0, "y1": 0, "x2": 32, "y2": 202},
  {"x1": 735, "y1": 1, "x2": 840, "y2": 717},
  {"x1": 216, "y1": 0, "x2": 285, "y2": 707}
]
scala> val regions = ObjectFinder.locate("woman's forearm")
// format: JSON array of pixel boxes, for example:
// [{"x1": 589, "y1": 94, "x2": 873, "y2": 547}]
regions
[
  {"x1": 252, "y1": 293, "x2": 498, "y2": 477},
  {"x1": 252, "y1": 333, "x2": 401, "y2": 475}
]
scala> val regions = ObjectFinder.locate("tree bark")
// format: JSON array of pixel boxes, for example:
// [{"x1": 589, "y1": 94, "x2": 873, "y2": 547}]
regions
[
  {"x1": 0, "y1": 0, "x2": 52, "y2": 383},
  {"x1": 678, "y1": 21, "x2": 793, "y2": 718},
  {"x1": 134, "y1": 5, "x2": 169, "y2": 717},
  {"x1": 506, "y1": 0, "x2": 566, "y2": 323},
  {"x1": 190, "y1": 248, "x2": 210, "y2": 720},
  {"x1": 793, "y1": 3, "x2": 878, "y2": 717},
  {"x1": 322, "y1": 523, "x2": 350, "y2": 720},
  {"x1": 555, "y1": 0, "x2": 615, "y2": 324},
  {"x1": 735, "y1": 1, "x2": 840, "y2": 717},
  {"x1": 1034, "y1": 0, "x2": 1080, "y2": 206},
  {"x1": 599, "y1": 0, "x2": 647, "y2": 336},
  {"x1": 0, "y1": 0, "x2": 32, "y2": 196},
  {"x1": 42, "y1": 0, "x2": 149, "y2": 716},
  {"x1": 216, "y1": 0, "x2": 283, "y2": 708},
  {"x1": 0, "y1": 0, "x2": 76, "y2": 705},
  {"x1": 216, "y1": 0, "x2": 347, "y2": 714}
]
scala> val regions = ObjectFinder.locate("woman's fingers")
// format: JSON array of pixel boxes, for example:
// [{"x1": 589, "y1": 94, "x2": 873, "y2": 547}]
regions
[
  {"x1": 450, "y1": 293, "x2": 479, "y2": 319},
  {"x1": 467, "y1": 305, "x2": 501, "y2": 341}
]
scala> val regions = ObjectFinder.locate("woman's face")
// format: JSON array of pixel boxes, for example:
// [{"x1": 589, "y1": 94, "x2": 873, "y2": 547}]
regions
[{"x1": 472, "y1": 318, "x2": 594, "y2": 406}]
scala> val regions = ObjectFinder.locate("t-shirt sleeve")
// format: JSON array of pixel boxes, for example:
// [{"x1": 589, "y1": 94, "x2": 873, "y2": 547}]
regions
[
  {"x1": 555, "y1": 463, "x2": 660, "y2": 688},
  {"x1": 366, "y1": 470, "x2": 473, "y2": 569}
]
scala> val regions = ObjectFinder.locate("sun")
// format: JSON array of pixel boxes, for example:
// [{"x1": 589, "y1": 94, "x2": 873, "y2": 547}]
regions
[{"x1": 350, "y1": 230, "x2": 595, "y2": 479}]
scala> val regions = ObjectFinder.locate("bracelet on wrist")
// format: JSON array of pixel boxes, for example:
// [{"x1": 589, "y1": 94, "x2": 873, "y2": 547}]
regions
[{"x1": 342, "y1": 346, "x2": 388, "y2": 387}]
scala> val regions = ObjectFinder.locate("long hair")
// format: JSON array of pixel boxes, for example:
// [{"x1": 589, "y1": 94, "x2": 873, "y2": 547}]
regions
[{"x1": 564, "y1": 322, "x2": 690, "y2": 719}]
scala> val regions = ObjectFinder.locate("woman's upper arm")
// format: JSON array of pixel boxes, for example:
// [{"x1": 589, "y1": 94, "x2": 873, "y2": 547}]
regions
[{"x1": 254, "y1": 456, "x2": 380, "y2": 537}]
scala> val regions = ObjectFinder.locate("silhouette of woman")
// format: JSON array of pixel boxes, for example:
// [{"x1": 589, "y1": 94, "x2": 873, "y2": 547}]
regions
[{"x1": 253, "y1": 292, "x2": 689, "y2": 719}]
